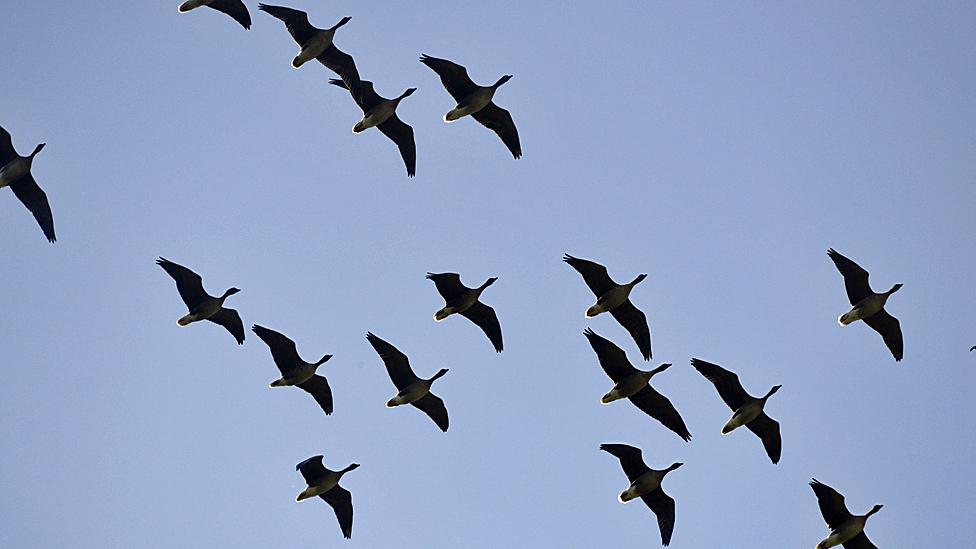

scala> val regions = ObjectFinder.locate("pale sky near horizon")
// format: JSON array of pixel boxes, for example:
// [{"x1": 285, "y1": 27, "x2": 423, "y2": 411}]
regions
[{"x1": 2, "y1": 2, "x2": 975, "y2": 547}]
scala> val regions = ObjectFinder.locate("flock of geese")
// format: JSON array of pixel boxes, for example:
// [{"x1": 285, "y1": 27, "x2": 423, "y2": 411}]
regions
[{"x1": 5, "y1": 2, "x2": 968, "y2": 547}]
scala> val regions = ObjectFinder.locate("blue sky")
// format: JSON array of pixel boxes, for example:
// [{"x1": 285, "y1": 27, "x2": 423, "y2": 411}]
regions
[{"x1": 2, "y1": 2, "x2": 974, "y2": 547}]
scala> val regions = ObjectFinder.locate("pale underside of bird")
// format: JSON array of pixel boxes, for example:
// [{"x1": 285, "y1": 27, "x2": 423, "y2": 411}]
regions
[
  {"x1": 328, "y1": 78, "x2": 416, "y2": 177},
  {"x1": 584, "y1": 329, "x2": 690, "y2": 441},
  {"x1": 691, "y1": 358, "x2": 782, "y2": 464},
  {"x1": 810, "y1": 478, "x2": 882, "y2": 549},
  {"x1": 426, "y1": 272, "x2": 503, "y2": 353},
  {"x1": 419, "y1": 54, "x2": 521, "y2": 159},
  {"x1": 366, "y1": 332, "x2": 449, "y2": 431},
  {"x1": 828, "y1": 248, "x2": 904, "y2": 361},
  {"x1": 0, "y1": 125, "x2": 55, "y2": 242},
  {"x1": 178, "y1": 0, "x2": 251, "y2": 29},
  {"x1": 258, "y1": 4, "x2": 358, "y2": 83},
  {"x1": 600, "y1": 443, "x2": 680, "y2": 547},
  {"x1": 296, "y1": 455, "x2": 357, "y2": 539},
  {"x1": 252, "y1": 324, "x2": 334, "y2": 415},
  {"x1": 564, "y1": 254, "x2": 652, "y2": 360},
  {"x1": 156, "y1": 257, "x2": 245, "y2": 344}
]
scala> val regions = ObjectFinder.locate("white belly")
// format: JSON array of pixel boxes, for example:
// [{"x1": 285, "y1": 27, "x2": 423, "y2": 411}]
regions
[{"x1": 294, "y1": 32, "x2": 331, "y2": 67}]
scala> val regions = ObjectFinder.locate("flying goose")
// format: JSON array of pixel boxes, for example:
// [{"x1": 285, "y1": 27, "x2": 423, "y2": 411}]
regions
[
  {"x1": 426, "y1": 272, "x2": 503, "y2": 353},
  {"x1": 295, "y1": 455, "x2": 358, "y2": 539},
  {"x1": 419, "y1": 54, "x2": 521, "y2": 159},
  {"x1": 178, "y1": 0, "x2": 251, "y2": 29},
  {"x1": 827, "y1": 248, "x2": 904, "y2": 361},
  {"x1": 258, "y1": 4, "x2": 358, "y2": 81},
  {"x1": 584, "y1": 329, "x2": 690, "y2": 441},
  {"x1": 156, "y1": 257, "x2": 244, "y2": 344},
  {"x1": 366, "y1": 332, "x2": 449, "y2": 432},
  {"x1": 252, "y1": 325, "x2": 334, "y2": 415},
  {"x1": 691, "y1": 358, "x2": 781, "y2": 464},
  {"x1": 328, "y1": 78, "x2": 416, "y2": 177},
  {"x1": 564, "y1": 254, "x2": 651, "y2": 360},
  {"x1": 810, "y1": 479, "x2": 882, "y2": 549},
  {"x1": 600, "y1": 443, "x2": 681, "y2": 547},
  {"x1": 0, "y1": 125, "x2": 55, "y2": 242}
]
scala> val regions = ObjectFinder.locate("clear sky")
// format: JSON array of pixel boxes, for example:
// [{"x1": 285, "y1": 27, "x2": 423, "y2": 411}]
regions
[{"x1": 2, "y1": 2, "x2": 974, "y2": 547}]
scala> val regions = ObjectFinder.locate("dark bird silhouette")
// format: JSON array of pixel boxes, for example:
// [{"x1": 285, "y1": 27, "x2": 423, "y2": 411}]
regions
[
  {"x1": 427, "y1": 272, "x2": 503, "y2": 353},
  {"x1": 809, "y1": 478, "x2": 883, "y2": 549},
  {"x1": 295, "y1": 455, "x2": 358, "y2": 539},
  {"x1": 691, "y1": 358, "x2": 781, "y2": 464},
  {"x1": 252, "y1": 325, "x2": 334, "y2": 415},
  {"x1": 0, "y1": 125, "x2": 55, "y2": 242},
  {"x1": 971, "y1": 346, "x2": 975, "y2": 352},
  {"x1": 258, "y1": 4, "x2": 358, "y2": 82},
  {"x1": 419, "y1": 54, "x2": 521, "y2": 158},
  {"x1": 366, "y1": 332, "x2": 449, "y2": 431},
  {"x1": 329, "y1": 78, "x2": 416, "y2": 177},
  {"x1": 564, "y1": 254, "x2": 651, "y2": 360},
  {"x1": 156, "y1": 257, "x2": 244, "y2": 344},
  {"x1": 600, "y1": 443, "x2": 681, "y2": 547},
  {"x1": 827, "y1": 248, "x2": 904, "y2": 361},
  {"x1": 584, "y1": 329, "x2": 690, "y2": 441},
  {"x1": 178, "y1": 0, "x2": 251, "y2": 29}
]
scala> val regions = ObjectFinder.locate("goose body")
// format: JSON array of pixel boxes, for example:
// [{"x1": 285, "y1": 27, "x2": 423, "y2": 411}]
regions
[
  {"x1": 692, "y1": 358, "x2": 782, "y2": 463},
  {"x1": 810, "y1": 479, "x2": 882, "y2": 549},
  {"x1": 253, "y1": 325, "x2": 334, "y2": 415},
  {"x1": 828, "y1": 248, "x2": 904, "y2": 361},
  {"x1": 0, "y1": 126, "x2": 56, "y2": 242},
  {"x1": 329, "y1": 79, "x2": 417, "y2": 177},
  {"x1": 600, "y1": 443, "x2": 681, "y2": 546},
  {"x1": 296, "y1": 455, "x2": 358, "y2": 539},
  {"x1": 420, "y1": 54, "x2": 521, "y2": 158},
  {"x1": 427, "y1": 272, "x2": 503, "y2": 352},
  {"x1": 564, "y1": 254, "x2": 652, "y2": 360},
  {"x1": 259, "y1": 4, "x2": 357, "y2": 81},
  {"x1": 156, "y1": 257, "x2": 245, "y2": 344},
  {"x1": 178, "y1": 0, "x2": 251, "y2": 29},
  {"x1": 585, "y1": 329, "x2": 690, "y2": 441},
  {"x1": 367, "y1": 332, "x2": 450, "y2": 431}
]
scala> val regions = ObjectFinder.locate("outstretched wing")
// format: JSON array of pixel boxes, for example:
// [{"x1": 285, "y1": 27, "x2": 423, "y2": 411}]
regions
[
  {"x1": 208, "y1": 308, "x2": 245, "y2": 344},
  {"x1": 471, "y1": 102, "x2": 521, "y2": 159},
  {"x1": 156, "y1": 257, "x2": 208, "y2": 309},
  {"x1": 459, "y1": 302, "x2": 503, "y2": 352},
  {"x1": 320, "y1": 485, "x2": 353, "y2": 539},
  {"x1": 298, "y1": 375, "x2": 334, "y2": 416},
  {"x1": 208, "y1": 0, "x2": 251, "y2": 29},
  {"x1": 252, "y1": 324, "x2": 300, "y2": 373},
  {"x1": 419, "y1": 54, "x2": 478, "y2": 102},
  {"x1": 10, "y1": 174, "x2": 56, "y2": 242},
  {"x1": 366, "y1": 332, "x2": 418, "y2": 390},
  {"x1": 296, "y1": 455, "x2": 326, "y2": 484},
  {"x1": 690, "y1": 358, "x2": 749, "y2": 411},
  {"x1": 599, "y1": 443, "x2": 649, "y2": 483},
  {"x1": 745, "y1": 413, "x2": 781, "y2": 464},
  {"x1": 426, "y1": 272, "x2": 466, "y2": 301},
  {"x1": 0, "y1": 125, "x2": 16, "y2": 165},
  {"x1": 640, "y1": 489, "x2": 676, "y2": 547},
  {"x1": 411, "y1": 392, "x2": 449, "y2": 432},
  {"x1": 610, "y1": 299, "x2": 652, "y2": 361},
  {"x1": 377, "y1": 114, "x2": 416, "y2": 178},
  {"x1": 318, "y1": 45, "x2": 359, "y2": 85},
  {"x1": 563, "y1": 254, "x2": 616, "y2": 296},
  {"x1": 257, "y1": 4, "x2": 316, "y2": 44},
  {"x1": 629, "y1": 386, "x2": 692, "y2": 442},
  {"x1": 863, "y1": 309, "x2": 903, "y2": 361},
  {"x1": 827, "y1": 248, "x2": 873, "y2": 305},
  {"x1": 583, "y1": 329, "x2": 636, "y2": 383},
  {"x1": 809, "y1": 479, "x2": 854, "y2": 530},
  {"x1": 843, "y1": 532, "x2": 878, "y2": 549}
]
